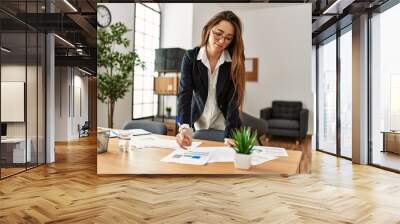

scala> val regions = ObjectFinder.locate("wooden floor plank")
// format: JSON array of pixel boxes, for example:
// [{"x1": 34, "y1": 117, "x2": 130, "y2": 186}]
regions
[{"x1": 0, "y1": 135, "x2": 399, "y2": 223}]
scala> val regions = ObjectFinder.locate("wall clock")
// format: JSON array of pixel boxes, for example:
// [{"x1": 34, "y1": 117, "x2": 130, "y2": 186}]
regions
[{"x1": 97, "y1": 5, "x2": 111, "y2": 28}]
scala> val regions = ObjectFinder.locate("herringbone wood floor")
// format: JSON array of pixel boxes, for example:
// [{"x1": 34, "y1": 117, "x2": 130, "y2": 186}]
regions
[{"x1": 1, "y1": 135, "x2": 400, "y2": 223}]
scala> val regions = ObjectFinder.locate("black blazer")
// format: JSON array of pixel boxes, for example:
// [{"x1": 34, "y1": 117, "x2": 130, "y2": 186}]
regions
[{"x1": 177, "y1": 47, "x2": 242, "y2": 138}]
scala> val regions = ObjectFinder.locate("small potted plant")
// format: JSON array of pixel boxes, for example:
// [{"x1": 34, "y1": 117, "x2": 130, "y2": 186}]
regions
[
  {"x1": 231, "y1": 127, "x2": 257, "y2": 169},
  {"x1": 166, "y1": 107, "x2": 172, "y2": 118}
]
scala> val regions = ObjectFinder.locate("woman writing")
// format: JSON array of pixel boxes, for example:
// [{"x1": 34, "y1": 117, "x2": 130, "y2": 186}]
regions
[{"x1": 176, "y1": 11, "x2": 246, "y2": 148}]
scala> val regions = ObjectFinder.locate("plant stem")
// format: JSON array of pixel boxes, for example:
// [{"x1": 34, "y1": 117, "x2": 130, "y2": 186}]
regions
[{"x1": 108, "y1": 101, "x2": 115, "y2": 128}]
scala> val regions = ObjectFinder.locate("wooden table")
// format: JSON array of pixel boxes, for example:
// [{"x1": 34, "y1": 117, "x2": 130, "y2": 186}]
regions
[{"x1": 97, "y1": 135, "x2": 302, "y2": 175}]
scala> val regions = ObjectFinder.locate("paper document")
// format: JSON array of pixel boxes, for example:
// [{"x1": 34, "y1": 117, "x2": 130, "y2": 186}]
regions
[
  {"x1": 195, "y1": 147, "x2": 235, "y2": 163},
  {"x1": 130, "y1": 136, "x2": 201, "y2": 150},
  {"x1": 251, "y1": 146, "x2": 288, "y2": 157},
  {"x1": 109, "y1": 130, "x2": 119, "y2": 138},
  {"x1": 161, "y1": 149, "x2": 212, "y2": 165},
  {"x1": 128, "y1": 129, "x2": 151, "y2": 136},
  {"x1": 251, "y1": 155, "x2": 277, "y2": 165},
  {"x1": 194, "y1": 146, "x2": 279, "y2": 166}
]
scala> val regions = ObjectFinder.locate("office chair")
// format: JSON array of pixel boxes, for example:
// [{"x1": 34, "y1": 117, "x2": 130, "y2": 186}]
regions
[
  {"x1": 79, "y1": 121, "x2": 90, "y2": 138},
  {"x1": 122, "y1": 120, "x2": 167, "y2": 135}
]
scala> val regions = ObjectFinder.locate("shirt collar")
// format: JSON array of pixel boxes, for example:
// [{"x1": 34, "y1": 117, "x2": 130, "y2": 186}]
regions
[{"x1": 196, "y1": 46, "x2": 232, "y2": 64}]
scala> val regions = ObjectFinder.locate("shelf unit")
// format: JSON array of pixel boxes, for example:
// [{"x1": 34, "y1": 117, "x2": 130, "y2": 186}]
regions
[
  {"x1": 153, "y1": 71, "x2": 179, "y2": 136},
  {"x1": 152, "y1": 48, "x2": 186, "y2": 136}
]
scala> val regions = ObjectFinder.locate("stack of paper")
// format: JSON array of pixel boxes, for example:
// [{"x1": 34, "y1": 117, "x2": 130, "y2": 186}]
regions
[
  {"x1": 161, "y1": 149, "x2": 212, "y2": 165},
  {"x1": 109, "y1": 129, "x2": 151, "y2": 138}
]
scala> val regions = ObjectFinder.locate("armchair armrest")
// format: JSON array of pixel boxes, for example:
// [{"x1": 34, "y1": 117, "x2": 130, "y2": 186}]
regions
[
  {"x1": 299, "y1": 109, "x2": 309, "y2": 138},
  {"x1": 260, "y1": 107, "x2": 272, "y2": 121}
]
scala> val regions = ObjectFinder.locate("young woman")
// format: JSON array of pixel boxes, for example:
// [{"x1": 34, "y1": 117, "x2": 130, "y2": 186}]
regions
[{"x1": 176, "y1": 10, "x2": 246, "y2": 148}]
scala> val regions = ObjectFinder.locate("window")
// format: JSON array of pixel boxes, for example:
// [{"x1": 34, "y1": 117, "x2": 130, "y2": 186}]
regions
[
  {"x1": 316, "y1": 25, "x2": 353, "y2": 159},
  {"x1": 370, "y1": 2, "x2": 400, "y2": 171},
  {"x1": 390, "y1": 74, "x2": 400, "y2": 130},
  {"x1": 133, "y1": 3, "x2": 160, "y2": 119},
  {"x1": 317, "y1": 36, "x2": 337, "y2": 155},
  {"x1": 339, "y1": 28, "x2": 352, "y2": 158}
]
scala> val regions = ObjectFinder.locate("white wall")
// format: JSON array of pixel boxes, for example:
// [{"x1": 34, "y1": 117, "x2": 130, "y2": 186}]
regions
[
  {"x1": 54, "y1": 67, "x2": 89, "y2": 141},
  {"x1": 55, "y1": 67, "x2": 68, "y2": 141},
  {"x1": 159, "y1": 3, "x2": 193, "y2": 117},
  {"x1": 97, "y1": 3, "x2": 135, "y2": 129},
  {"x1": 160, "y1": 3, "x2": 193, "y2": 49}
]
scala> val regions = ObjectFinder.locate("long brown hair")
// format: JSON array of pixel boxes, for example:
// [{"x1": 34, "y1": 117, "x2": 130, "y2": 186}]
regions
[{"x1": 200, "y1": 11, "x2": 245, "y2": 110}]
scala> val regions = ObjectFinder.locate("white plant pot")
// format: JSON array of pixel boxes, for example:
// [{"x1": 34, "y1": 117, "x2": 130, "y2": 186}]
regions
[{"x1": 234, "y1": 153, "x2": 251, "y2": 170}]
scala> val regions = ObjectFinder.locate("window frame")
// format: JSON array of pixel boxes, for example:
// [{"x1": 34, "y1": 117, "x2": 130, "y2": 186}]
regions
[{"x1": 315, "y1": 24, "x2": 353, "y2": 161}]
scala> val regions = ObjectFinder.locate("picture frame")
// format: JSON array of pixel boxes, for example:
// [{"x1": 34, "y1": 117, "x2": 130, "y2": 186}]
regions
[{"x1": 245, "y1": 58, "x2": 258, "y2": 82}]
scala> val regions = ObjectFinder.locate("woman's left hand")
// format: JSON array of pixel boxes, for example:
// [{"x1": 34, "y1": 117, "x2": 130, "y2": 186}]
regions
[{"x1": 224, "y1": 138, "x2": 236, "y2": 147}]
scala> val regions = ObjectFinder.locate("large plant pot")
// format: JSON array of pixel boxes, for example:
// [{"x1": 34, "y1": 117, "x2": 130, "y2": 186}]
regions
[{"x1": 234, "y1": 153, "x2": 251, "y2": 170}]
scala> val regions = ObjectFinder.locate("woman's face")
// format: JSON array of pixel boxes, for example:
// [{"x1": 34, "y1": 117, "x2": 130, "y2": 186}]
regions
[{"x1": 207, "y1": 20, "x2": 234, "y2": 53}]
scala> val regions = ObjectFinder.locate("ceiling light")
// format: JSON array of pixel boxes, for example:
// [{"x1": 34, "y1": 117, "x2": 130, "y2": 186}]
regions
[
  {"x1": 54, "y1": 34, "x2": 75, "y2": 48},
  {"x1": 322, "y1": 0, "x2": 355, "y2": 15},
  {"x1": 1, "y1": 47, "x2": 11, "y2": 53},
  {"x1": 63, "y1": 0, "x2": 78, "y2": 12},
  {"x1": 78, "y1": 67, "x2": 92, "y2": 76},
  {"x1": 323, "y1": 0, "x2": 343, "y2": 14}
]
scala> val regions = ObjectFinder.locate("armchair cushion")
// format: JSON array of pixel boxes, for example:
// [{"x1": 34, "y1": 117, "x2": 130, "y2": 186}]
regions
[
  {"x1": 268, "y1": 119, "x2": 299, "y2": 130},
  {"x1": 271, "y1": 101, "x2": 302, "y2": 120},
  {"x1": 260, "y1": 107, "x2": 272, "y2": 121}
]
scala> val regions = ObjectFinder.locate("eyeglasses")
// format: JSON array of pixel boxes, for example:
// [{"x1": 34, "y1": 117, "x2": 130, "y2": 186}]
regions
[{"x1": 211, "y1": 29, "x2": 233, "y2": 43}]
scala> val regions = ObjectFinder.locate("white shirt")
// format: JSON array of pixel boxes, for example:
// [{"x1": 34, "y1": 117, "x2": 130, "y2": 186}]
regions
[{"x1": 193, "y1": 46, "x2": 232, "y2": 131}]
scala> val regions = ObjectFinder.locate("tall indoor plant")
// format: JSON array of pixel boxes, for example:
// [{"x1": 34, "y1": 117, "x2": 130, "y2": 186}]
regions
[{"x1": 97, "y1": 22, "x2": 144, "y2": 128}]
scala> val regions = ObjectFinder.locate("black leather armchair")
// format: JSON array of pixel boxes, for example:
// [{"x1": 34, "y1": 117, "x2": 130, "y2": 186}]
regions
[{"x1": 260, "y1": 101, "x2": 308, "y2": 139}]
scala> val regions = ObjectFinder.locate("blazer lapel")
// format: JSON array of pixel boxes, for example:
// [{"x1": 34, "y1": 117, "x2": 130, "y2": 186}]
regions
[
  {"x1": 197, "y1": 61, "x2": 209, "y2": 97},
  {"x1": 216, "y1": 62, "x2": 229, "y2": 97}
]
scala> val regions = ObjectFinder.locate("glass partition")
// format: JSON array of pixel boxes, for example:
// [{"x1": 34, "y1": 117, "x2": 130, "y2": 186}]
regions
[
  {"x1": 1, "y1": 31, "x2": 28, "y2": 178},
  {"x1": 0, "y1": 1, "x2": 46, "y2": 179}
]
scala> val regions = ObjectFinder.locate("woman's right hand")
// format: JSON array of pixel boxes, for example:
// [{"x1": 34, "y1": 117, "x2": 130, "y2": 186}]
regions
[{"x1": 176, "y1": 128, "x2": 192, "y2": 149}]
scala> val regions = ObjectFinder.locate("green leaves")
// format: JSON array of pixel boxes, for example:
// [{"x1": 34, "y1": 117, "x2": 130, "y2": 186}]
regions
[
  {"x1": 97, "y1": 72, "x2": 132, "y2": 103},
  {"x1": 97, "y1": 22, "x2": 145, "y2": 104},
  {"x1": 231, "y1": 127, "x2": 257, "y2": 155}
]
